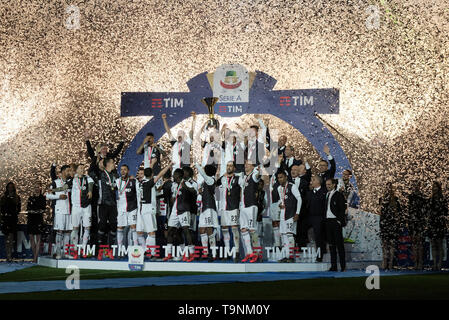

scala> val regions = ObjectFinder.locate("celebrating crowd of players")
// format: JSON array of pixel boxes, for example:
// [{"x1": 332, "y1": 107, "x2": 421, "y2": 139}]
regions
[{"x1": 43, "y1": 112, "x2": 357, "y2": 269}]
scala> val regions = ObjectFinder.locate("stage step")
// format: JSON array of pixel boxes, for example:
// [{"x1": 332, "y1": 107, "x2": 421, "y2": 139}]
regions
[{"x1": 38, "y1": 256, "x2": 381, "y2": 272}]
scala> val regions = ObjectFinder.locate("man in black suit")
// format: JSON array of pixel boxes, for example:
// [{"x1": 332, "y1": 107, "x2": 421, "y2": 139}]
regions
[
  {"x1": 305, "y1": 175, "x2": 327, "y2": 262},
  {"x1": 317, "y1": 144, "x2": 336, "y2": 189},
  {"x1": 280, "y1": 146, "x2": 302, "y2": 179},
  {"x1": 324, "y1": 178, "x2": 347, "y2": 271},
  {"x1": 291, "y1": 162, "x2": 312, "y2": 248},
  {"x1": 278, "y1": 135, "x2": 287, "y2": 159}
]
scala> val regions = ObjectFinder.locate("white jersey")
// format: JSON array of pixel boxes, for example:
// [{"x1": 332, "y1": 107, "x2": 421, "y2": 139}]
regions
[
  {"x1": 116, "y1": 176, "x2": 131, "y2": 211},
  {"x1": 71, "y1": 175, "x2": 93, "y2": 208},
  {"x1": 170, "y1": 137, "x2": 192, "y2": 170},
  {"x1": 201, "y1": 141, "x2": 222, "y2": 167},
  {"x1": 220, "y1": 140, "x2": 242, "y2": 176},
  {"x1": 170, "y1": 179, "x2": 198, "y2": 213},
  {"x1": 46, "y1": 178, "x2": 71, "y2": 215},
  {"x1": 144, "y1": 143, "x2": 163, "y2": 169},
  {"x1": 136, "y1": 178, "x2": 157, "y2": 209}
]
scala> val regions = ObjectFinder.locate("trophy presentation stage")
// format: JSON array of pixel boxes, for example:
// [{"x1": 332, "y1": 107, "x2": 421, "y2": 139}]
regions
[
  {"x1": 37, "y1": 256, "x2": 381, "y2": 273},
  {"x1": 34, "y1": 64, "x2": 383, "y2": 274},
  {"x1": 37, "y1": 210, "x2": 382, "y2": 273}
]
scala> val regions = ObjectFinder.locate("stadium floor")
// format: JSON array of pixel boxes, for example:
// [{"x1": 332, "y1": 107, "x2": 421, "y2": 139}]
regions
[
  {"x1": 0, "y1": 262, "x2": 34, "y2": 274},
  {"x1": 0, "y1": 267, "x2": 441, "y2": 294}
]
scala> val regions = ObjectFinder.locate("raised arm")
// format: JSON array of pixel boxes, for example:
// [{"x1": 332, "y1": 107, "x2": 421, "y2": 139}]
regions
[
  {"x1": 305, "y1": 161, "x2": 312, "y2": 183},
  {"x1": 323, "y1": 144, "x2": 336, "y2": 177},
  {"x1": 111, "y1": 129, "x2": 125, "y2": 159},
  {"x1": 255, "y1": 115, "x2": 267, "y2": 145},
  {"x1": 252, "y1": 165, "x2": 262, "y2": 182},
  {"x1": 220, "y1": 123, "x2": 227, "y2": 137},
  {"x1": 162, "y1": 114, "x2": 174, "y2": 140},
  {"x1": 154, "y1": 144, "x2": 166, "y2": 157},
  {"x1": 50, "y1": 163, "x2": 57, "y2": 181},
  {"x1": 84, "y1": 129, "x2": 96, "y2": 160},
  {"x1": 329, "y1": 157, "x2": 336, "y2": 178},
  {"x1": 136, "y1": 136, "x2": 149, "y2": 155},
  {"x1": 194, "y1": 163, "x2": 214, "y2": 186},
  {"x1": 196, "y1": 115, "x2": 208, "y2": 147},
  {"x1": 153, "y1": 163, "x2": 173, "y2": 184},
  {"x1": 190, "y1": 111, "x2": 196, "y2": 141}
]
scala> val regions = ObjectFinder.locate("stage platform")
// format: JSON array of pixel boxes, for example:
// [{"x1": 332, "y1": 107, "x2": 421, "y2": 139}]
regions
[{"x1": 38, "y1": 256, "x2": 381, "y2": 272}]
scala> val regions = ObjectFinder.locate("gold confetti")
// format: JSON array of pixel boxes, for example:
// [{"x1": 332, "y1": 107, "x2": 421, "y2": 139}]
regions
[{"x1": 0, "y1": 1, "x2": 447, "y2": 224}]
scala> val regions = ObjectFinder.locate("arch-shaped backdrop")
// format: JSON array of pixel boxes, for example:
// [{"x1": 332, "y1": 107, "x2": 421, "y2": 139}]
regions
[{"x1": 120, "y1": 66, "x2": 357, "y2": 190}]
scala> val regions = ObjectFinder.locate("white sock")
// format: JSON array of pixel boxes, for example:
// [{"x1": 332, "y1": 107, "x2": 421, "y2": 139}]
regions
[
  {"x1": 82, "y1": 229, "x2": 89, "y2": 249},
  {"x1": 166, "y1": 243, "x2": 173, "y2": 256},
  {"x1": 242, "y1": 231, "x2": 253, "y2": 255},
  {"x1": 146, "y1": 235, "x2": 156, "y2": 255},
  {"x1": 222, "y1": 229, "x2": 231, "y2": 248},
  {"x1": 250, "y1": 231, "x2": 260, "y2": 255},
  {"x1": 131, "y1": 229, "x2": 138, "y2": 246},
  {"x1": 287, "y1": 234, "x2": 295, "y2": 259},
  {"x1": 70, "y1": 229, "x2": 79, "y2": 246},
  {"x1": 138, "y1": 235, "x2": 145, "y2": 250},
  {"x1": 117, "y1": 229, "x2": 124, "y2": 247},
  {"x1": 200, "y1": 233, "x2": 208, "y2": 255},
  {"x1": 188, "y1": 245, "x2": 195, "y2": 256},
  {"x1": 232, "y1": 226, "x2": 240, "y2": 253},
  {"x1": 209, "y1": 233, "x2": 216, "y2": 249},
  {"x1": 273, "y1": 226, "x2": 281, "y2": 247},
  {"x1": 179, "y1": 243, "x2": 186, "y2": 253},
  {"x1": 127, "y1": 228, "x2": 132, "y2": 246},
  {"x1": 282, "y1": 234, "x2": 289, "y2": 258},
  {"x1": 63, "y1": 233, "x2": 70, "y2": 255},
  {"x1": 55, "y1": 232, "x2": 63, "y2": 255}
]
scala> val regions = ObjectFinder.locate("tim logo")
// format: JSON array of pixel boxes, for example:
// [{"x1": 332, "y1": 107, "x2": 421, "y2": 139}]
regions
[
  {"x1": 280, "y1": 96, "x2": 314, "y2": 107},
  {"x1": 151, "y1": 98, "x2": 163, "y2": 108},
  {"x1": 280, "y1": 96, "x2": 291, "y2": 106},
  {"x1": 152, "y1": 98, "x2": 184, "y2": 108},
  {"x1": 218, "y1": 105, "x2": 243, "y2": 113}
]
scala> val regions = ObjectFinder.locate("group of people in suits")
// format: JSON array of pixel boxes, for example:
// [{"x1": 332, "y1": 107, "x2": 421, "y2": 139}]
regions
[{"x1": 277, "y1": 143, "x2": 349, "y2": 271}]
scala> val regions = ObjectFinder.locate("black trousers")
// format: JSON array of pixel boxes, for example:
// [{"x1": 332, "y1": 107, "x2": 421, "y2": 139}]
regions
[
  {"x1": 325, "y1": 218, "x2": 346, "y2": 269},
  {"x1": 98, "y1": 204, "x2": 118, "y2": 245},
  {"x1": 90, "y1": 203, "x2": 99, "y2": 246},
  {"x1": 296, "y1": 214, "x2": 308, "y2": 248},
  {"x1": 308, "y1": 216, "x2": 326, "y2": 257}
]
